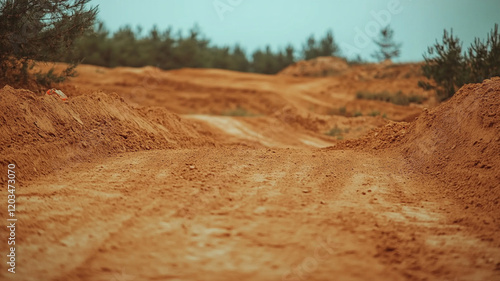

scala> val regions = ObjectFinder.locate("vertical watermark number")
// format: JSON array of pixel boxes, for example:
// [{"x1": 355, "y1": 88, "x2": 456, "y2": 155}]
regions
[{"x1": 6, "y1": 163, "x2": 17, "y2": 274}]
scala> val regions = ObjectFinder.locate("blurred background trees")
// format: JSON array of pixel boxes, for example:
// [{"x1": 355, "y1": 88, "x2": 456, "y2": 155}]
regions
[
  {"x1": 302, "y1": 30, "x2": 340, "y2": 60},
  {"x1": 64, "y1": 24, "x2": 347, "y2": 74},
  {"x1": 2, "y1": 0, "x2": 498, "y2": 103}
]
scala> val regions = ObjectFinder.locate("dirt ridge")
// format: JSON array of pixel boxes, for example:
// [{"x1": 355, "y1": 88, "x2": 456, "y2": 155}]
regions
[{"x1": 0, "y1": 85, "x2": 214, "y2": 182}]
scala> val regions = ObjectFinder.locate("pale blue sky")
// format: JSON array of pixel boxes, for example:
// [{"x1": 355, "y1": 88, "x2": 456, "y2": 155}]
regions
[{"x1": 91, "y1": 0, "x2": 499, "y2": 62}]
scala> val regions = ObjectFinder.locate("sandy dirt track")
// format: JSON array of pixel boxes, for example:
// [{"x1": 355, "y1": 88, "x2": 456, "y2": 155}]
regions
[
  {"x1": 5, "y1": 148, "x2": 499, "y2": 281},
  {"x1": 1, "y1": 64, "x2": 499, "y2": 281}
]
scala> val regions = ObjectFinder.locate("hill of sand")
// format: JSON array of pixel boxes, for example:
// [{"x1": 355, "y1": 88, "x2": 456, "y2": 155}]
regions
[
  {"x1": 0, "y1": 60, "x2": 499, "y2": 281},
  {"x1": 37, "y1": 61, "x2": 427, "y2": 121},
  {"x1": 0, "y1": 85, "x2": 215, "y2": 182},
  {"x1": 330, "y1": 77, "x2": 500, "y2": 239},
  {"x1": 278, "y1": 56, "x2": 350, "y2": 77},
  {"x1": 403, "y1": 78, "x2": 500, "y2": 224}
]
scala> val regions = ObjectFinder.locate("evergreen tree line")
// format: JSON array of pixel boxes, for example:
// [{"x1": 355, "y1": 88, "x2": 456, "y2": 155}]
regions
[
  {"x1": 419, "y1": 23, "x2": 500, "y2": 101},
  {"x1": 63, "y1": 23, "x2": 342, "y2": 74},
  {"x1": 4, "y1": 1, "x2": 497, "y2": 103}
]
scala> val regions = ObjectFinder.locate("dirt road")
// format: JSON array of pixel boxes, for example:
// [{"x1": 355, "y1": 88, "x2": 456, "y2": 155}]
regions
[
  {"x1": 9, "y1": 147, "x2": 499, "y2": 281},
  {"x1": 1, "y1": 65, "x2": 498, "y2": 281}
]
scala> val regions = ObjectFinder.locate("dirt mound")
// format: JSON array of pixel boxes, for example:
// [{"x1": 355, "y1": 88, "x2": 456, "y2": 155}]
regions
[
  {"x1": 273, "y1": 104, "x2": 388, "y2": 138},
  {"x1": 278, "y1": 56, "x2": 349, "y2": 77},
  {"x1": 272, "y1": 105, "x2": 327, "y2": 131},
  {"x1": 350, "y1": 62, "x2": 424, "y2": 81},
  {"x1": 0, "y1": 86, "x2": 214, "y2": 182},
  {"x1": 330, "y1": 77, "x2": 500, "y2": 222},
  {"x1": 402, "y1": 77, "x2": 500, "y2": 220},
  {"x1": 328, "y1": 121, "x2": 410, "y2": 150},
  {"x1": 31, "y1": 62, "x2": 429, "y2": 123},
  {"x1": 57, "y1": 65, "x2": 293, "y2": 116}
]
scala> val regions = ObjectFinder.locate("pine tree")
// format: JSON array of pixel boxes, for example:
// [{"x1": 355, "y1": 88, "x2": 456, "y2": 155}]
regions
[
  {"x1": 371, "y1": 26, "x2": 402, "y2": 61},
  {"x1": 303, "y1": 35, "x2": 319, "y2": 60},
  {"x1": 284, "y1": 44, "x2": 295, "y2": 66},
  {"x1": 419, "y1": 24, "x2": 500, "y2": 101},
  {"x1": 0, "y1": 0, "x2": 97, "y2": 89},
  {"x1": 302, "y1": 30, "x2": 340, "y2": 60},
  {"x1": 320, "y1": 30, "x2": 339, "y2": 57},
  {"x1": 419, "y1": 29, "x2": 468, "y2": 101},
  {"x1": 467, "y1": 23, "x2": 500, "y2": 83},
  {"x1": 230, "y1": 44, "x2": 250, "y2": 72}
]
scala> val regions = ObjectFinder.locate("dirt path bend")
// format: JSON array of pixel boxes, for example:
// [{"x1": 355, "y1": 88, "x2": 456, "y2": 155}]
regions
[{"x1": 8, "y1": 148, "x2": 500, "y2": 281}]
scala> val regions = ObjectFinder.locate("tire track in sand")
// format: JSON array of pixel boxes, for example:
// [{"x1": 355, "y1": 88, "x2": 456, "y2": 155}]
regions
[{"x1": 10, "y1": 148, "x2": 500, "y2": 281}]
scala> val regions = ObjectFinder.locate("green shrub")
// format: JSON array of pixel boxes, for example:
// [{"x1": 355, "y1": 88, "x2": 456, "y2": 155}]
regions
[
  {"x1": 0, "y1": 0, "x2": 97, "y2": 89},
  {"x1": 326, "y1": 126, "x2": 343, "y2": 137},
  {"x1": 467, "y1": 24, "x2": 500, "y2": 83},
  {"x1": 328, "y1": 106, "x2": 348, "y2": 116},
  {"x1": 418, "y1": 29, "x2": 469, "y2": 101},
  {"x1": 356, "y1": 90, "x2": 424, "y2": 105},
  {"x1": 353, "y1": 111, "x2": 363, "y2": 117},
  {"x1": 408, "y1": 94, "x2": 424, "y2": 104},
  {"x1": 326, "y1": 127, "x2": 349, "y2": 139},
  {"x1": 34, "y1": 63, "x2": 78, "y2": 86},
  {"x1": 338, "y1": 106, "x2": 346, "y2": 115},
  {"x1": 419, "y1": 24, "x2": 500, "y2": 101},
  {"x1": 368, "y1": 110, "x2": 381, "y2": 117},
  {"x1": 347, "y1": 54, "x2": 366, "y2": 65}
]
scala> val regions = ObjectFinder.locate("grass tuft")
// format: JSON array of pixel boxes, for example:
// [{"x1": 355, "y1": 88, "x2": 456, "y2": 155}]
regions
[{"x1": 356, "y1": 90, "x2": 424, "y2": 106}]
